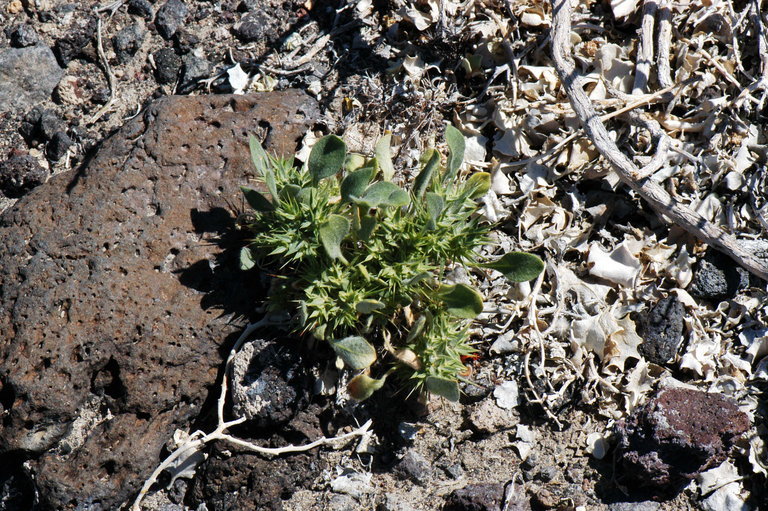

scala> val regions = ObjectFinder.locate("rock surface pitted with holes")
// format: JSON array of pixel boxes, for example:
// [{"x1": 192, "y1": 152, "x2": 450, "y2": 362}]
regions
[{"x1": 0, "y1": 91, "x2": 317, "y2": 509}]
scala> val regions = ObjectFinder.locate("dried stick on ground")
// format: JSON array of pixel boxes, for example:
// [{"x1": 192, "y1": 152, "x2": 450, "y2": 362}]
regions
[
  {"x1": 548, "y1": 0, "x2": 768, "y2": 281},
  {"x1": 655, "y1": 0, "x2": 673, "y2": 89},
  {"x1": 632, "y1": 0, "x2": 657, "y2": 95}
]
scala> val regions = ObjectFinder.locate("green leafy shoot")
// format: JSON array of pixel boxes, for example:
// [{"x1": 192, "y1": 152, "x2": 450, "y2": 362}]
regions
[{"x1": 239, "y1": 128, "x2": 544, "y2": 401}]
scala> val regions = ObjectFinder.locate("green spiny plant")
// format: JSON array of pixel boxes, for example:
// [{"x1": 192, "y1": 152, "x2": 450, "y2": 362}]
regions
[{"x1": 239, "y1": 126, "x2": 544, "y2": 401}]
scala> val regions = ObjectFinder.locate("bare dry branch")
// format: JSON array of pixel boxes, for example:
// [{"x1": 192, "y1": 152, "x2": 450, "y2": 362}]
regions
[
  {"x1": 655, "y1": 0, "x2": 673, "y2": 88},
  {"x1": 549, "y1": 0, "x2": 768, "y2": 280},
  {"x1": 633, "y1": 0, "x2": 658, "y2": 95}
]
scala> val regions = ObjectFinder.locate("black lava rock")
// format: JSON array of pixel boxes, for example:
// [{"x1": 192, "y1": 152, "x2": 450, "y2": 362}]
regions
[
  {"x1": 178, "y1": 54, "x2": 211, "y2": 93},
  {"x1": 0, "y1": 154, "x2": 48, "y2": 198},
  {"x1": 153, "y1": 48, "x2": 182, "y2": 85},
  {"x1": 46, "y1": 131, "x2": 73, "y2": 161},
  {"x1": 112, "y1": 23, "x2": 145, "y2": 64},
  {"x1": 127, "y1": 0, "x2": 154, "y2": 19},
  {"x1": 53, "y1": 16, "x2": 97, "y2": 66},
  {"x1": 174, "y1": 29, "x2": 200, "y2": 54},
  {"x1": 396, "y1": 451, "x2": 433, "y2": 486},
  {"x1": 233, "y1": 13, "x2": 268, "y2": 42},
  {"x1": 154, "y1": 0, "x2": 189, "y2": 40},
  {"x1": 229, "y1": 338, "x2": 311, "y2": 427},
  {"x1": 444, "y1": 483, "x2": 506, "y2": 511},
  {"x1": 689, "y1": 250, "x2": 750, "y2": 301},
  {"x1": 636, "y1": 296, "x2": 685, "y2": 365},
  {"x1": 39, "y1": 110, "x2": 65, "y2": 141},
  {"x1": 7, "y1": 24, "x2": 40, "y2": 48},
  {"x1": 18, "y1": 107, "x2": 43, "y2": 143},
  {"x1": 92, "y1": 87, "x2": 111, "y2": 105}
]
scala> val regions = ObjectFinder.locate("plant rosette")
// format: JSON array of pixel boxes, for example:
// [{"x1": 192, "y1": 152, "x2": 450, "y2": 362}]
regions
[{"x1": 239, "y1": 126, "x2": 544, "y2": 401}]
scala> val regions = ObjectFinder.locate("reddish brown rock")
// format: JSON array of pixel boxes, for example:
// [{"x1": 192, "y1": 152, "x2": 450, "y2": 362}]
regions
[
  {"x1": 0, "y1": 91, "x2": 318, "y2": 509},
  {"x1": 615, "y1": 387, "x2": 749, "y2": 497}
]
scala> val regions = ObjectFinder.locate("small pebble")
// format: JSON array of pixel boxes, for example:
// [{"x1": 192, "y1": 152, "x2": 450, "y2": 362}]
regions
[
  {"x1": 127, "y1": 0, "x2": 154, "y2": 19},
  {"x1": 397, "y1": 422, "x2": 419, "y2": 441},
  {"x1": 397, "y1": 451, "x2": 433, "y2": 486},
  {"x1": 112, "y1": 22, "x2": 145, "y2": 64},
  {"x1": 173, "y1": 29, "x2": 199, "y2": 54},
  {"x1": 39, "y1": 110, "x2": 64, "y2": 142},
  {"x1": 7, "y1": 24, "x2": 40, "y2": 48},
  {"x1": 47, "y1": 131, "x2": 73, "y2": 161},
  {"x1": 153, "y1": 48, "x2": 181, "y2": 85},
  {"x1": 154, "y1": 0, "x2": 189, "y2": 40},
  {"x1": 233, "y1": 13, "x2": 267, "y2": 42},
  {"x1": 444, "y1": 463, "x2": 464, "y2": 479}
]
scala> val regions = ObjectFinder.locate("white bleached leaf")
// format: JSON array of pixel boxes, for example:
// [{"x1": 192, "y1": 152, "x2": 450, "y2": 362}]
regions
[
  {"x1": 623, "y1": 357, "x2": 653, "y2": 413},
  {"x1": 587, "y1": 241, "x2": 641, "y2": 288},
  {"x1": 520, "y1": 9, "x2": 549, "y2": 27},
  {"x1": 491, "y1": 166, "x2": 514, "y2": 195},
  {"x1": 586, "y1": 432, "x2": 609, "y2": 460},
  {"x1": 571, "y1": 309, "x2": 641, "y2": 372},
  {"x1": 479, "y1": 190, "x2": 509, "y2": 223},
  {"x1": 398, "y1": 3, "x2": 438, "y2": 31},
  {"x1": 610, "y1": 0, "x2": 640, "y2": 20},
  {"x1": 518, "y1": 163, "x2": 550, "y2": 195},
  {"x1": 740, "y1": 328, "x2": 768, "y2": 363},
  {"x1": 494, "y1": 126, "x2": 532, "y2": 158},
  {"x1": 748, "y1": 435, "x2": 768, "y2": 476},
  {"x1": 698, "y1": 461, "x2": 748, "y2": 511},
  {"x1": 464, "y1": 134, "x2": 487, "y2": 163},
  {"x1": 597, "y1": 43, "x2": 635, "y2": 93},
  {"x1": 493, "y1": 380, "x2": 520, "y2": 410},
  {"x1": 680, "y1": 336, "x2": 719, "y2": 380},
  {"x1": 605, "y1": 315, "x2": 643, "y2": 372},
  {"x1": 227, "y1": 63, "x2": 250, "y2": 94},
  {"x1": 331, "y1": 470, "x2": 374, "y2": 499},
  {"x1": 513, "y1": 424, "x2": 537, "y2": 460},
  {"x1": 165, "y1": 443, "x2": 207, "y2": 487},
  {"x1": 667, "y1": 245, "x2": 694, "y2": 288}
]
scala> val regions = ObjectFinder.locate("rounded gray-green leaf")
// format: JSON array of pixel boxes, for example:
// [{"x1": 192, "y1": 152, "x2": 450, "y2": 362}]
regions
[
  {"x1": 482, "y1": 252, "x2": 545, "y2": 282},
  {"x1": 426, "y1": 376, "x2": 460, "y2": 402},
  {"x1": 341, "y1": 167, "x2": 375, "y2": 203},
  {"x1": 240, "y1": 186, "x2": 274, "y2": 212},
  {"x1": 319, "y1": 214, "x2": 350, "y2": 261},
  {"x1": 329, "y1": 336, "x2": 377, "y2": 370},
  {"x1": 442, "y1": 124, "x2": 465, "y2": 184},
  {"x1": 309, "y1": 135, "x2": 347, "y2": 183},
  {"x1": 351, "y1": 181, "x2": 410, "y2": 208},
  {"x1": 465, "y1": 172, "x2": 491, "y2": 199},
  {"x1": 375, "y1": 133, "x2": 395, "y2": 181},
  {"x1": 355, "y1": 299, "x2": 385, "y2": 314},
  {"x1": 436, "y1": 283, "x2": 484, "y2": 318},
  {"x1": 239, "y1": 246, "x2": 256, "y2": 270},
  {"x1": 347, "y1": 373, "x2": 387, "y2": 401}
]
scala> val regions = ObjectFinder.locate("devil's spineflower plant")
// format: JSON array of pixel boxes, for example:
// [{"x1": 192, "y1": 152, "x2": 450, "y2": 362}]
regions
[{"x1": 239, "y1": 126, "x2": 544, "y2": 401}]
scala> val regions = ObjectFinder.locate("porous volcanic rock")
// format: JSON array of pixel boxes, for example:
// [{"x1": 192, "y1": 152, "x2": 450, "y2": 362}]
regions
[
  {"x1": 0, "y1": 90, "x2": 318, "y2": 509},
  {"x1": 636, "y1": 295, "x2": 685, "y2": 365},
  {"x1": 614, "y1": 387, "x2": 749, "y2": 498}
]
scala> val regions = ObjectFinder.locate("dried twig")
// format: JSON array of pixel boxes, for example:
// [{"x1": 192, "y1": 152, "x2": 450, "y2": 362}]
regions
[
  {"x1": 632, "y1": 0, "x2": 657, "y2": 95},
  {"x1": 549, "y1": 0, "x2": 768, "y2": 280},
  {"x1": 90, "y1": 17, "x2": 115, "y2": 123},
  {"x1": 734, "y1": 0, "x2": 768, "y2": 110},
  {"x1": 130, "y1": 318, "x2": 373, "y2": 510},
  {"x1": 655, "y1": 0, "x2": 673, "y2": 88}
]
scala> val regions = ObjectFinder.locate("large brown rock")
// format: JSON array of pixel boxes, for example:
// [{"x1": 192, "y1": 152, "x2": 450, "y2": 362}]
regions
[
  {"x1": 0, "y1": 91, "x2": 318, "y2": 509},
  {"x1": 615, "y1": 387, "x2": 750, "y2": 498}
]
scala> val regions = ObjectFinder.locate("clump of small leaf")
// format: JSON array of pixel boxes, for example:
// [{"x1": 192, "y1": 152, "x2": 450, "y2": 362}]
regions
[{"x1": 240, "y1": 126, "x2": 544, "y2": 401}]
